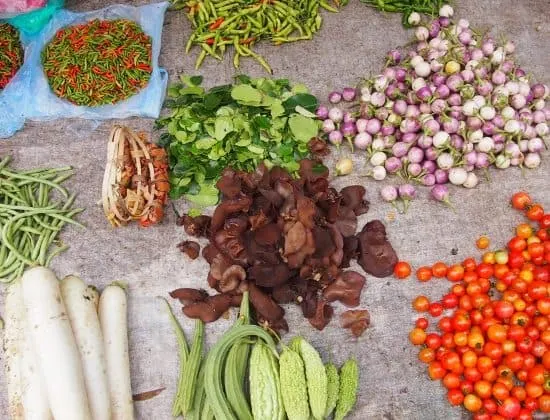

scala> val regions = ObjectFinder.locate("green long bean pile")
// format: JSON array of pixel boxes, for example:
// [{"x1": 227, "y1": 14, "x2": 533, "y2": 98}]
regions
[
  {"x1": 0, "y1": 156, "x2": 84, "y2": 283},
  {"x1": 171, "y1": 0, "x2": 348, "y2": 73}
]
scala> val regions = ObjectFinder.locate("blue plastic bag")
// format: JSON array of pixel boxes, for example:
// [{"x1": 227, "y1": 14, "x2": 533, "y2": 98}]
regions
[{"x1": 0, "y1": 2, "x2": 169, "y2": 139}]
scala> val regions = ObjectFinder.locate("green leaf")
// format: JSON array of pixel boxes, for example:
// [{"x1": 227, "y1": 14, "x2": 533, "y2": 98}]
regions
[
  {"x1": 175, "y1": 131, "x2": 187, "y2": 142},
  {"x1": 282, "y1": 93, "x2": 319, "y2": 114},
  {"x1": 288, "y1": 114, "x2": 319, "y2": 143},
  {"x1": 188, "y1": 208, "x2": 202, "y2": 217},
  {"x1": 270, "y1": 100, "x2": 285, "y2": 118},
  {"x1": 231, "y1": 84, "x2": 262, "y2": 105},
  {"x1": 291, "y1": 83, "x2": 309, "y2": 94},
  {"x1": 235, "y1": 74, "x2": 251, "y2": 84},
  {"x1": 215, "y1": 117, "x2": 234, "y2": 140},
  {"x1": 248, "y1": 145, "x2": 265, "y2": 155},
  {"x1": 180, "y1": 86, "x2": 204, "y2": 96},
  {"x1": 195, "y1": 137, "x2": 218, "y2": 149},
  {"x1": 204, "y1": 93, "x2": 222, "y2": 110},
  {"x1": 253, "y1": 115, "x2": 271, "y2": 129},
  {"x1": 235, "y1": 138, "x2": 251, "y2": 146},
  {"x1": 168, "y1": 120, "x2": 178, "y2": 135},
  {"x1": 184, "y1": 183, "x2": 219, "y2": 207},
  {"x1": 180, "y1": 75, "x2": 203, "y2": 86},
  {"x1": 295, "y1": 105, "x2": 317, "y2": 118},
  {"x1": 168, "y1": 86, "x2": 180, "y2": 98}
]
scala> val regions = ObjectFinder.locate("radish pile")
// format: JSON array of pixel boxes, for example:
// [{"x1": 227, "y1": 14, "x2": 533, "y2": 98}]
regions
[
  {"x1": 3, "y1": 267, "x2": 133, "y2": 420},
  {"x1": 317, "y1": 4, "x2": 549, "y2": 206}
]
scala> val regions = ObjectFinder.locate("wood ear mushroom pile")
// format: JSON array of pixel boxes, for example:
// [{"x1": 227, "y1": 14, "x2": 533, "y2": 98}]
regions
[{"x1": 102, "y1": 126, "x2": 169, "y2": 228}]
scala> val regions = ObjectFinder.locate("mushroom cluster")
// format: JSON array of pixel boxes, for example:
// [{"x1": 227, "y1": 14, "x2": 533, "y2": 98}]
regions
[{"x1": 173, "y1": 159, "x2": 398, "y2": 335}]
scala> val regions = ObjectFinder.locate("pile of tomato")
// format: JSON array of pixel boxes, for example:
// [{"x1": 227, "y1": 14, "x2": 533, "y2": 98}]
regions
[{"x1": 407, "y1": 192, "x2": 550, "y2": 419}]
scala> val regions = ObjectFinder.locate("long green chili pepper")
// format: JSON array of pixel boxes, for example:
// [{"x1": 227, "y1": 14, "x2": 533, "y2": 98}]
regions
[
  {"x1": 42, "y1": 19, "x2": 152, "y2": 106},
  {"x1": 173, "y1": 0, "x2": 347, "y2": 72}
]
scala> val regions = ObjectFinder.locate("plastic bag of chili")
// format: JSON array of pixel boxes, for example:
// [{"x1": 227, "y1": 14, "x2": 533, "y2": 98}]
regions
[{"x1": 0, "y1": 2, "x2": 169, "y2": 139}]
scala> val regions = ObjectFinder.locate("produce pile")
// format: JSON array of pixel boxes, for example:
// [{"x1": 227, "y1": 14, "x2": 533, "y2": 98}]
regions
[
  {"x1": 0, "y1": 24, "x2": 24, "y2": 90},
  {"x1": 171, "y1": 0, "x2": 348, "y2": 73},
  {"x1": 317, "y1": 5, "x2": 549, "y2": 207},
  {"x1": 173, "y1": 159, "x2": 396, "y2": 335},
  {"x1": 408, "y1": 192, "x2": 550, "y2": 417},
  {"x1": 167, "y1": 291, "x2": 360, "y2": 420},
  {"x1": 4, "y1": 268, "x2": 133, "y2": 419},
  {"x1": 157, "y1": 75, "x2": 322, "y2": 204},
  {"x1": 102, "y1": 126, "x2": 169, "y2": 228},
  {"x1": 42, "y1": 19, "x2": 153, "y2": 107},
  {"x1": 0, "y1": 156, "x2": 83, "y2": 283}
]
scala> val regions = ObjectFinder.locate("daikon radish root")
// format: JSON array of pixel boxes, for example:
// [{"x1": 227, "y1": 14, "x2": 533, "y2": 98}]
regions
[
  {"x1": 4, "y1": 281, "x2": 24, "y2": 420},
  {"x1": 4, "y1": 280, "x2": 52, "y2": 420},
  {"x1": 61, "y1": 275, "x2": 111, "y2": 420},
  {"x1": 99, "y1": 283, "x2": 134, "y2": 420},
  {"x1": 21, "y1": 267, "x2": 92, "y2": 420}
]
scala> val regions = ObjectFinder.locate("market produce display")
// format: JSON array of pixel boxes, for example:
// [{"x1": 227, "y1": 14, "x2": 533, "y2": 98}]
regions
[
  {"x1": 3, "y1": 267, "x2": 134, "y2": 420},
  {"x1": 42, "y1": 19, "x2": 153, "y2": 107},
  {"x1": 1, "y1": 0, "x2": 549, "y2": 419},
  {"x1": 171, "y1": 0, "x2": 348, "y2": 73},
  {"x1": 157, "y1": 75, "x2": 322, "y2": 204},
  {"x1": 173, "y1": 159, "x2": 397, "y2": 334},
  {"x1": 0, "y1": 156, "x2": 83, "y2": 283},
  {"x1": 167, "y1": 291, "x2": 360, "y2": 420},
  {"x1": 0, "y1": 24, "x2": 24, "y2": 90},
  {"x1": 318, "y1": 6, "x2": 549, "y2": 208},
  {"x1": 102, "y1": 126, "x2": 169, "y2": 227},
  {"x1": 407, "y1": 192, "x2": 550, "y2": 417}
]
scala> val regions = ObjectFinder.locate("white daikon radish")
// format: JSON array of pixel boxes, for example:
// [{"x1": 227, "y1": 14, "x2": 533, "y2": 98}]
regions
[
  {"x1": 4, "y1": 281, "x2": 25, "y2": 420},
  {"x1": 61, "y1": 275, "x2": 111, "y2": 420},
  {"x1": 21, "y1": 267, "x2": 92, "y2": 420},
  {"x1": 4, "y1": 280, "x2": 52, "y2": 420},
  {"x1": 99, "y1": 283, "x2": 134, "y2": 420}
]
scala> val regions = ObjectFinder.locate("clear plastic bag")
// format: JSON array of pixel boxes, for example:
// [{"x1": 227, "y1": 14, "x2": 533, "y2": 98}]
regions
[{"x1": 0, "y1": 2, "x2": 169, "y2": 139}]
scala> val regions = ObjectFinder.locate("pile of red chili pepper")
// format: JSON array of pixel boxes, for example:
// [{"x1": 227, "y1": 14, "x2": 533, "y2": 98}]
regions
[
  {"x1": 407, "y1": 192, "x2": 550, "y2": 419},
  {"x1": 0, "y1": 23, "x2": 24, "y2": 90},
  {"x1": 42, "y1": 19, "x2": 153, "y2": 107}
]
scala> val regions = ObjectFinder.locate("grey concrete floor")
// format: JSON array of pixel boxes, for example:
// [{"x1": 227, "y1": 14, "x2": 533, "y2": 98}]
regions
[{"x1": 1, "y1": 1, "x2": 549, "y2": 419}]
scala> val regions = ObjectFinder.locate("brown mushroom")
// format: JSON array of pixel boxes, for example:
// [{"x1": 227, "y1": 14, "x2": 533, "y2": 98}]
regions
[
  {"x1": 308, "y1": 299, "x2": 334, "y2": 331},
  {"x1": 248, "y1": 283, "x2": 284, "y2": 322},
  {"x1": 177, "y1": 215, "x2": 211, "y2": 237},
  {"x1": 169, "y1": 288, "x2": 208, "y2": 305},
  {"x1": 177, "y1": 240, "x2": 200, "y2": 260},
  {"x1": 356, "y1": 220, "x2": 398, "y2": 278},
  {"x1": 219, "y1": 265, "x2": 246, "y2": 293},
  {"x1": 182, "y1": 294, "x2": 232, "y2": 323},
  {"x1": 322, "y1": 271, "x2": 366, "y2": 307},
  {"x1": 340, "y1": 309, "x2": 370, "y2": 337}
]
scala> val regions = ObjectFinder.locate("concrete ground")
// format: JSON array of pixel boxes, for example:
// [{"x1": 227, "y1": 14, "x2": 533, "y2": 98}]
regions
[{"x1": 1, "y1": 0, "x2": 549, "y2": 419}]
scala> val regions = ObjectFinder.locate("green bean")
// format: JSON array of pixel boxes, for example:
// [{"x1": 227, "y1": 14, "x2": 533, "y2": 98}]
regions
[{"x1": 0, "y1": 160, "x2": 83, "y2": 283}]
